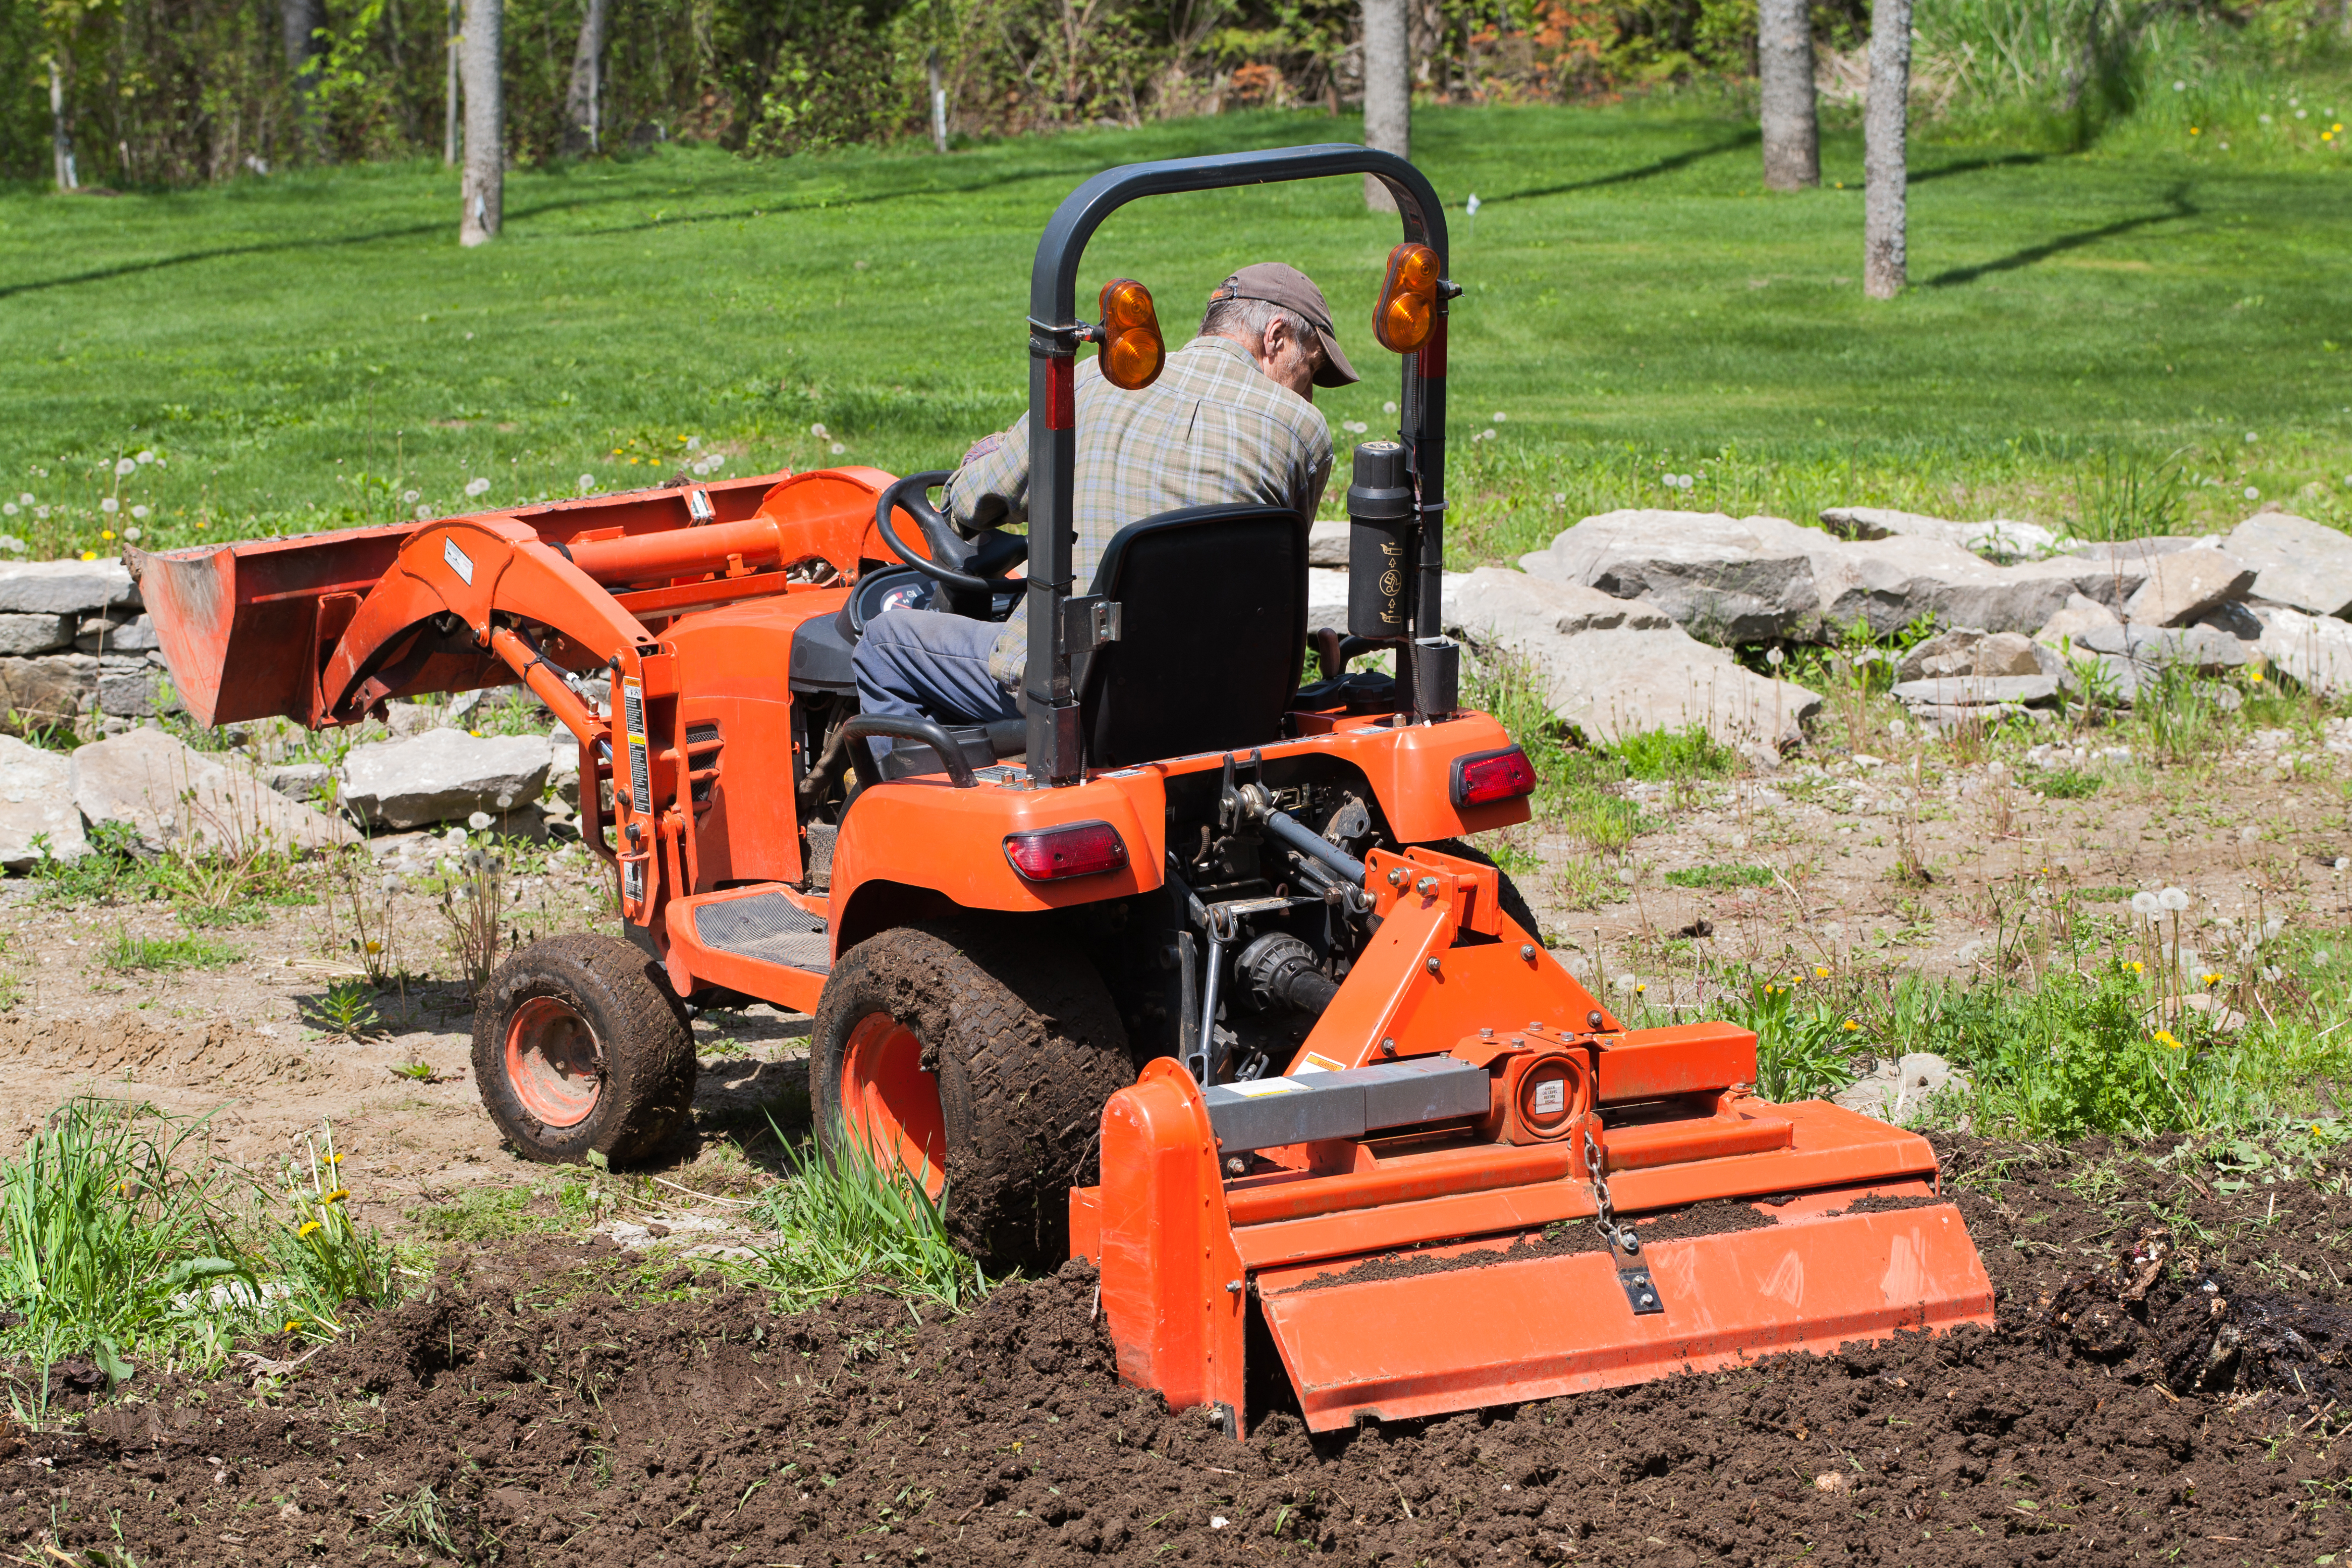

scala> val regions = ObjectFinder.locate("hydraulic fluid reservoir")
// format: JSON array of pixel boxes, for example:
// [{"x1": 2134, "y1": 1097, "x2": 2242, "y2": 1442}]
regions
[{"x1": 1346, "y1": 440, "x2": 1413, "y2": 641}]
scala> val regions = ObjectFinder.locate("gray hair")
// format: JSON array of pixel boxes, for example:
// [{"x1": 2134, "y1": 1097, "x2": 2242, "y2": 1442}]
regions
[{"x1": 1200, "y1": 293, "x2": 1314, "y2": 350}]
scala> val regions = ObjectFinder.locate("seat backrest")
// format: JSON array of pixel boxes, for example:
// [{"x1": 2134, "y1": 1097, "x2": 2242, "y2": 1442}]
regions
[{"x1": 1079, "y1": 504, "x2": 1308, "y2": 768}]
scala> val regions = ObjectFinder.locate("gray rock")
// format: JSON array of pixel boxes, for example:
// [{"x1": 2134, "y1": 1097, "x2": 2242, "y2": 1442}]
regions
[
  {"x1": 72, "y1": 727, "x2": 353, "y2": 853},
  {"x1": 381, "y1": 700, "x2": 446, "y2": 738},
  {"x1": 1896, "y1": 628, "x2": 2042, "y2": 681},
  {"x1": 546, "y1": 729, "x2": 583, "y2": 808},
  {"x1": 2120, "y1": 547, "x2": 2253, "y2": 627},
  {"x1": 1908, "y1": 702, "x2": 2053, "y2": 728},
  {"x1": 0, "y1": 653, "x2": 98, "y2": 725},
  {"x1": 74, "y1": 612, "x2": 159, "y2": 654},
  {"x1": 2035, "y1": 592, "x2": 2120, "y2": 646},
  {"x1": 0, "y1": 613, "x2": 74, "y2": 656},
  {"x1": 1975, "y1": 632, "x2": 2043, "y2": 676},
  {"x1": 0, "y1": 734, "x2": 86, "y2": 870},
  {"x1": 0, "y1": 559, "x2": 139, "y2": 617},
  {"x1": 97, "y1": 655, "x2": 181, "y2": 719},
  {"x1": 339, "y1": 728, "x2": 552, "y2": 829},
  {"x1": 2074, "y1": 622, "x2": 2249, "y2": 673},
  {"x1": 1818, "y1": 506, "x2": 2061, "y2": 561},
  {"x1": 1520, "y1": 510, "x2": 1822, "y2": 642},
  {"x1": 1526, "y1": 510, "x2": 2147, "y2": 643},
  {"x1": 2242, "y1": 603, "x2": 2352, "y2": 698},
  {"x1": 2222, "y1": 513, "x2": 2352, "y2": 619},
  {"x1": 1892, "y1": 674, "x2": 2062, "y2": 708},
  {"x1": 2068, "y1": 536, "x2": 2215, "y2": 565},
  {"x1": 1834, "y1": 1051, "x2": 1969, "y2": 1124},
  {"x1": 265, "y1": 761, "x2": 334, "y2": 803},
  {"x1": 1307, "y1": 522, "x2": 1350, "y2": 568},
  {"x1": 1446, "y1": 568, "x2": 1820, "y2": 753}
]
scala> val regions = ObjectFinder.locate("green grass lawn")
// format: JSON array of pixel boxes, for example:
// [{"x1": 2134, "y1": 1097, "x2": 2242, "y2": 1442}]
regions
[{"x1": 1, "y1": 102, "x2": 2346, "y2": 570}]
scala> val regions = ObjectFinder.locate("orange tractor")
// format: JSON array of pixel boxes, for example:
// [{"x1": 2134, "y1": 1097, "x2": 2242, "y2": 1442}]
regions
[{"x1": 135, "y1": 145, "x2": 1991, "y2": 1436}]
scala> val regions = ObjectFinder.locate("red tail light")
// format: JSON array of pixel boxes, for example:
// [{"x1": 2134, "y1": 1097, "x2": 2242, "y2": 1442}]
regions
[
  {"x1": 1451, "y1": 745, "x2": 1537, "y2": 808},
  {"x1": 1004, "y1": 821, "x2": 1130, "y2": 881}
]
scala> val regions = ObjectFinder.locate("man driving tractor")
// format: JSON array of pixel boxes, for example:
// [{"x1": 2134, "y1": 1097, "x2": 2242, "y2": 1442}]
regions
[{"x1": 850, "y1": 262, "x2": 1357, "y2": 736}]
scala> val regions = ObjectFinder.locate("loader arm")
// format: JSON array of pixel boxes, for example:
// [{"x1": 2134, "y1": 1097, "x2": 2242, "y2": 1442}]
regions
[{"x1": 317, "y1": 516, "x2": 656, "y2": 729}]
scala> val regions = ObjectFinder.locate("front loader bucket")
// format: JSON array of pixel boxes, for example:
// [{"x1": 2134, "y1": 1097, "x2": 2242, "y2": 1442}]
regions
[
  {"x1": 131, "y1": 470, "x2": 907, "y2": 727},
  {"x1": 1252, "y1": 1199, "x2": 1993, "y2": 1431}
]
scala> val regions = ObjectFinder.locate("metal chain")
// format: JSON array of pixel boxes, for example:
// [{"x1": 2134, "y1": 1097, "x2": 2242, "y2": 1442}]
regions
[{"x1": 1583, "y1": 1124, "x2": 1640, "y2": 1259}]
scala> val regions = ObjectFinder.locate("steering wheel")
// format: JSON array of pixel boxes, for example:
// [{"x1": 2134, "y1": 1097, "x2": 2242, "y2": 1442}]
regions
[{"x1": 874, "y1": 472, "x2": 1027, "y2": 596}]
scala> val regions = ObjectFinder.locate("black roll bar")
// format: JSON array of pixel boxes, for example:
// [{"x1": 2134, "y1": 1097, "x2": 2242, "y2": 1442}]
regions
[{"x1": 1019, "y1": 143, "x2": 1452, "y2": 787}]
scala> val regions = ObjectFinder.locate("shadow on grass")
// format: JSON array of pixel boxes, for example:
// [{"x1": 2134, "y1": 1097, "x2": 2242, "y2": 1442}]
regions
[
  {"x1": 0, "y1": 159, "x2": 1075, "y2": 302},
  {"x1": 1481, "y1": 128, "x2": 1761, "y2": 206},
  {"x1": 1923, "y1": 183, "x2": 2198, "y2": 288},
  {"x1": 1912, "y1": 151, "x2": 2053, "y2": 184}
]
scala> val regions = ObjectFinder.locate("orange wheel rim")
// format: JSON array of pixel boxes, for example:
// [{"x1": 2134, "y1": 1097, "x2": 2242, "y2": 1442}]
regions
[
  {"x1": 840, "y1": 1011, "x2": 948, "y2": 1198},
  {"x1": 505, "y1": 995, "x2": 603, "y2": 1129}
]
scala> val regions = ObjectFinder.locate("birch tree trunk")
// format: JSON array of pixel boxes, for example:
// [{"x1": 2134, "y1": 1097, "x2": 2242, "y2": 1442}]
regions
[
  {"x1": 1864, "y1": 0, "x2": 1912, "y2": 298},
  {"x1": 444, "y1": 0, "x2": 460, "y2": 166},
  {"x1": 1361, "y1": 0, "x2": 1408, "y2": 212},
  {"x1": 563, "y1": 0, "x2": 606, "y2": 156},
  {"x1": 1756, "y1": 0, "x2": 1818, "y2": 190},
  {"x1": 281, "y1": 0, "x2": 329, "y2": 156},
  {"x1": 458, "y1": 0, "x2": 502, "y2": 246},
  {"x1": 48, "y1": 57, "x2": 76, "y2": 191}
]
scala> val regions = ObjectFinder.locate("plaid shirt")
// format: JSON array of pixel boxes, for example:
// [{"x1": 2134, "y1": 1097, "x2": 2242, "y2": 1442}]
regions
[{"x1": 945, "y1": 335, "x2": 1334, "y2": 688}]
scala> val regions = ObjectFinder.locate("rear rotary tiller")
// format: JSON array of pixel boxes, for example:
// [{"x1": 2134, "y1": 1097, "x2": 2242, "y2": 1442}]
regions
[{"x1": 131, "y1": 144, "x2": 1992, "y2": 1436}]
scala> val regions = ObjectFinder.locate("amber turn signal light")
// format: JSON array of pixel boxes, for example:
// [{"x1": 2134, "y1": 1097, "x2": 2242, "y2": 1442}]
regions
[
  {"x1": 1097, "y1": 278, "x2": 1165, "y2": 390},
  {"x1": 1005, "y1": 820, "x2": 1130, "y2": 880},
  {"x1": 1373, "y1": 242, "x2": 1442, "y2": 354}
]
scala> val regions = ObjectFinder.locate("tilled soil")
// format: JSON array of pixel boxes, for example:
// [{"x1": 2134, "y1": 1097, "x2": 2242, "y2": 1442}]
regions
[{"x1": 17, "y1": 1135, "x2": 2352, "y2": 1566}]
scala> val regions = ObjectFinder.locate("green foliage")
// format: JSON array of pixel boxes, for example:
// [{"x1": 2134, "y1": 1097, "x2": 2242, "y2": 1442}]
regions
[
  {"x1": 1723, "y1": 977, "x2": 1867, "y2": 1102},
  {"x1": 265, "y1": 1128, "x2": 393, "y2": 1339},
  {"x1": 99, "y1": 929, "x2": 241, "y2": 973},
  {"x1": 752, "y1": 1132, "x2": 985, "y2": 1310},
  {"x1": 1615, "y1": 724, "x2": 1738, "y2": 782},
  {"x1": 1665, "y1": 861, "x2": 1773, "y2": 889},
  {"x1": 2028, "y1": 766, "x2": 2103, "y2": 798},
  {"x1": 409, "y1": 1180, "x2": 585, "y2": 1242},
  {"x1": 306, "y1": 977, "x2": 382, "y2": 1040}
]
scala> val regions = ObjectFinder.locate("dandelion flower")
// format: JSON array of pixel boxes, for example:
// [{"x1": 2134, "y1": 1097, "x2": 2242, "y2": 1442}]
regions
[
  {"x1": 324, "y1": 1188, "x2": 349, "y2": 1204},
  {"x1": 100, "y1": 497, "x2": 118, "y2": 513},
  {"x1": 465, "y1": 477, "x2": 492, "y2": 497},
  {"x1": 2248, "y1": 668, "x2": 2263, "y2": 683},
  {"x1": 1843, "y1": 1019, "x2": 1860, "y2": 1031},
  {"x1": 299, "y1": 1221, "x2": 321, "y2": 1238},
  {"x1": 2159, "y1": 886, "x2": 2190, "y2": 912},
  {"x1": 467, "y1": 810, "x2": 494, "y2": 830},
  {"x1": 2129, "y1": 960, "x2": 2145, "y2": 974},
  {"x1": 79, "y1": 550, "x2": 95, "y2": 562},
  {"x1": 284, "y1": 1320, "x2": 302, "y2": 1333},
  {"x1": 100, "y1": 529, "x2": 114, "y2": 542},
  {"x1": 328, "y1": 1151, "x2": 345, "y2": 1164},
  {"x1": 364, "y1": 939, "x2": 382, "y2": 954},
  {"x1": 1814, "y1": 965, "x2": 1830, "y2": 979},
  {"x1": 115, "y1": 457, "x2": 137, "y2": 477}
]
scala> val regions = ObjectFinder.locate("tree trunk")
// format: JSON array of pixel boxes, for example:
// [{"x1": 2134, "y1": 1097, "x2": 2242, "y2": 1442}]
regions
[
  {"x1": 1757, "y1": 0, "x2": 1818, "y2": 190},
  {"x1": 1864, "y1": 0, "x2": 1911, "y2": 298},
  {"x1": 444, "y1": 0, "x2": 460, "y2": 166},
  {"x1": 1361, "y1": 0, "x2": 1408, "y2": 212},
  {"x1": 927, "y1": 46, "x2": 947, "y2": 152},
  {"x1": 48, "y1": 57, "x2": 76, "y2": 191},
  {"x1": 459, "y1": 0, "x2": 501, "y2": 246},
  {"x1": 281, "y1": 0, "x2": 329, "y2": 156},
  {"x1": 563, "y1": 0, "x2": 605, "y2": 156}
]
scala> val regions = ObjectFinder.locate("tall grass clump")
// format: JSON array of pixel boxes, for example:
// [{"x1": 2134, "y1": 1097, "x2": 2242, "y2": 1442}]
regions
[
  {"x1": 751, "y1": 1133, "x2": 986, "y2": 1312},
  {"x1": 0, "y1": 1101, "x2": 247, "y2": 1377},
  {"x1": 0, "y1": 1105, "x2": 395, "y2": 1391}
]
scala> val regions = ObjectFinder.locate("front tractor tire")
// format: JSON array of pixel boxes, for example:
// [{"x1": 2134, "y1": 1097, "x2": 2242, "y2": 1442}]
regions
[
  {"x1": 812, "y1": 924, "x2": 1135, "y2": 1269},
  {"x1": 473, "y1": 933, "x2": 699, "y2": 1166}
]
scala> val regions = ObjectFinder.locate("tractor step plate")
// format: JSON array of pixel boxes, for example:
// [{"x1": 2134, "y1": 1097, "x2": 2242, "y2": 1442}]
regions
[{"x1": 1253, "y1": 1202, "x2": 1992, "y2": 1431}]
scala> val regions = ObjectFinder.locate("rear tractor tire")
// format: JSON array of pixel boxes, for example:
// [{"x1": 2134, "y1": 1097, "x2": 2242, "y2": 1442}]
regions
[
  {"x1": 1422, "y1": 837, "x2": 1543, "y2": 943},
  {"x1": 811, "y1": 923, "x2": 1135, "y2": 1269},
  {"x1": 473, "y1": 933, "x2": 699, "y2": 1166}
]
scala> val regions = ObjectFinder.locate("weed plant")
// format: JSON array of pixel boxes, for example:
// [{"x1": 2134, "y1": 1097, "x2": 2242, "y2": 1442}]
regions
[
  {"x1": 99, "y1": 929, "x2": 240, "y2": 973},
  {"x1": 751, "y1": 1133, "x2": 986, "y2": 1311},
  {"x1": 0, "y1": 1104, "x2": 395, "y2": 1387}
]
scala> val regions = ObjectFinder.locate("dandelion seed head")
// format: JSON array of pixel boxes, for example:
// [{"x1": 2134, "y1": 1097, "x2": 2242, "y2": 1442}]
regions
[
  {"x1": 464, "y1": 477, "x2": 492, "y2": 497},
  {"x1": 129, "y1": 504, "x2": 148, "y2": 519},
  {"x1": 114, "y1": 457, "x2": 137, "y2": 477},
  {"x1": 467, "y1": 810, "x2": 493, "y2": 830},
  {"x1": 2159, "y1": 886, "x2": 2190, "y2": 912},
  {"x1": 136, "y1": 450, "x2": 153, "y2": 465},
  {"x1": 810, "y1": 422, "x2": 829, "y2": 439},
  {"x1": 2131, "y1": 891, "x2": 2160, "y2": 915},
  {"x1": 100, "y1": 497, "x2": 117, "y2": 513}
]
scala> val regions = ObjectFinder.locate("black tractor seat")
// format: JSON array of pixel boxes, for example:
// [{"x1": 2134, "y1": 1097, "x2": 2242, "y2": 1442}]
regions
[{"x1": 851, "y1": 502, "x2": 1308, "y2": 782}]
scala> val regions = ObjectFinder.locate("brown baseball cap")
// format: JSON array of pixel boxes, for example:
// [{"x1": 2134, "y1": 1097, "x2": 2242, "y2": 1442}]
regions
[{"x1": 1207, "y1": 263, "x2": 1360, "y2": 388}]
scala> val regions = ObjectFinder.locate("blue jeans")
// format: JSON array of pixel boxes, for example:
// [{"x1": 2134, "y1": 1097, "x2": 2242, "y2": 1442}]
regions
[{"x1": 850, "y1": 610, "x2": 1023, "y2": 749}]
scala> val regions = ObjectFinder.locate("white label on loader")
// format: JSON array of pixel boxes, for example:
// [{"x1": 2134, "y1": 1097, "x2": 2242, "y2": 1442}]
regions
[
  {"x1": 1532, "y1": 1078, "x2": 1566, "y2": 1115},
  {"x1": 442, "y1": 537, "x2": 474, "y2": 585},
  {"x1": 1297, "y1": 1053, "x2": 1347, "y2": 1075}
]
